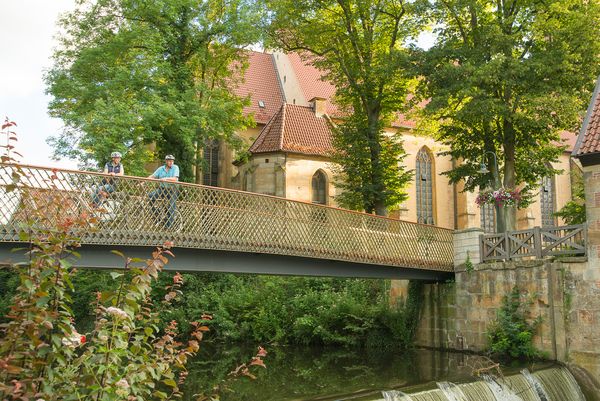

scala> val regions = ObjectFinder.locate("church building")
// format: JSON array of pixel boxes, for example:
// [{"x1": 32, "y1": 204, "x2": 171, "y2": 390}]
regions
[{"x1": 205, "y1": 50, "x2": 578, "y2": 232}]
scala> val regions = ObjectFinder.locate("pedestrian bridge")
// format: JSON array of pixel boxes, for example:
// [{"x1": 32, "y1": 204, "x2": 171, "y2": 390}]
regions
[{"x1": 0, "y1": 164, "x2": 454, "y2": 280}]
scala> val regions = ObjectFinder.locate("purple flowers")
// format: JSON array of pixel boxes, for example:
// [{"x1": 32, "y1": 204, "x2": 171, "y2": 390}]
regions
[{"x1": 476, "y1": 188, "x2": 521, "y2": 207}]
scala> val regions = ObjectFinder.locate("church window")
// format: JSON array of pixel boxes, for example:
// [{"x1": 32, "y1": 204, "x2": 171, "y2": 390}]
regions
[
  {"x1": 312, "y1": 170, "x2": 327, "y2": 205},
  {"x1": 541, "y1": 173, "x2": 555, "y2": 227},
  {"x1": 416, "y1": 147, "x2": 434, "y2": 224},
  {"x1": 202, "y1": 140, "x2": 219, "y2": 187},
  {"x1": 480, "y1": 203, "x2": 496, "y2": 233}
]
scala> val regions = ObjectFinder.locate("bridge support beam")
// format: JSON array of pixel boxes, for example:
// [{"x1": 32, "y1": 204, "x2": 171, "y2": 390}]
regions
[{"x1": 0, "y1": 243, "x2": 453, "y2": 281}]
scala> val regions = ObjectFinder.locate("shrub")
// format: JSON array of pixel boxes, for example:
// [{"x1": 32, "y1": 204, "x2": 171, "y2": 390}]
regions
[{"x1": 487, "y1": 287, "x2": 542, "y2": 359}]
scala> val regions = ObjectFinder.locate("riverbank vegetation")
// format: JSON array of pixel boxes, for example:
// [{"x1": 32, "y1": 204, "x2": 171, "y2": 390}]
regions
[
  {"x1": 487, "y1": 286, "x2": 543, "y2": 360},
  {"x1": 2, "y1": 268, "x2": 423, "y2": 349}
]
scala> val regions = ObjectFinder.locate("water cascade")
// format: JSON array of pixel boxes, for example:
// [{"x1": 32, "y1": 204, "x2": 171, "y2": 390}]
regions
[
  {"x1": 521, "y1": 369, "x2": 551, "y2": 401},
  {"x1": 481, "y1": 374, "x2": 524, "y2": 401},
  {"x1": 376, "y1": 367, "x2": 586, "y2": 401},
  {"x1": 382, "y1": 390, "x2": 415, "y2": 401},
  {"x1": 436, "y1": 382, "x2": 468, "y2": 401}
]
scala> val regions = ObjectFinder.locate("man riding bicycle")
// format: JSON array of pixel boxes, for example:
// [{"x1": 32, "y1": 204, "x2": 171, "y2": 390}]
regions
[
  {"x1": 148, "y1": 154, "x2": 179, "y2": 228},
  {"x1": 92, "y1": 152, "x2": 124, "y2": 206}
]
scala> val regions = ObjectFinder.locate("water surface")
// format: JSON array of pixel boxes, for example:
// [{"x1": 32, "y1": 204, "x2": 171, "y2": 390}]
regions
[{"x1": 183, "y1": 345, "x2": 554, "y2": 400}]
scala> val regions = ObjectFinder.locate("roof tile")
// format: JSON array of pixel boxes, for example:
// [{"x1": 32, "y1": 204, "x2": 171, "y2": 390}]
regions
[
  {"x1": 249, "y1": 104, "x2": 334, "y2": 156},
  {"x1": 575, "y1": 79, "x2": 600, "y2": 156},
  {"x1": 233, "y1": 51, "x2": 285, "y2": 125}
]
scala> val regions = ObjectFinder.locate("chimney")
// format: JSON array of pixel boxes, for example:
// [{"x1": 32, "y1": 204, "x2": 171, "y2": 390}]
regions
[{"x1": 309, "y1": 97, "x2": 327, "y2": 118}]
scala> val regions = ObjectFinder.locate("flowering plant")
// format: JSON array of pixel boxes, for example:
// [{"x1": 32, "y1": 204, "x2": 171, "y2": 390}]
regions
[{"x1": 476, "y1": 188, "x2": 521, "y2": 207}]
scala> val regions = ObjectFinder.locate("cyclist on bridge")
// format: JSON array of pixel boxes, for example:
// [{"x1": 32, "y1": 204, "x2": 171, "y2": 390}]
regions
[
  {"x1": 148, "y1": 154, "x2": 180, "y2": 228},
  {"x1": 92, "y1": 151, "x2": 124, "y2": 206}
]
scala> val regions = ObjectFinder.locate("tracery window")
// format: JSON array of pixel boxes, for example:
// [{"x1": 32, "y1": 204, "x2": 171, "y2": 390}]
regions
[
  {"x1": 311, "y1": 170, "x2": 327, "y2": 205},
  {"x1": 480, "y1": 203, "x2": 496, "y2": 233},
  {"x1": 416, "y1": 147, "x2": 434, "y2": 225},
  {"x1": 541, "y1": 174, "x2": 556, "y2": 227},
  {"x1": 202, "y1": 140, "x2": 219, "y2": 187}
]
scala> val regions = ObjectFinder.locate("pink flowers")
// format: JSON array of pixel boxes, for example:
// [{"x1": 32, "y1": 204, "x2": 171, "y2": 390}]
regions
[{"x1": 476, "y1": 188, "x2": 521, "y2": 207}]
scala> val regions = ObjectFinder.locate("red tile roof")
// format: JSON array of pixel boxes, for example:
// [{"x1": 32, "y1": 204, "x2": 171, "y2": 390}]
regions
[
  {"x1": 233, "y1": 51, "x2": 285, "y2": 125},
  {"x1": 287, "y1": 53, "x2": 339, "y2": 116},
  {"x1": 249, "y1": 104, "x2": 334, "y2": 156},
  {"x1": 574, "y1": 77, "x2": 600, "y2": 156},
  {"x1": 287, "y1": 52, "x2": 420, "y2": 127}
]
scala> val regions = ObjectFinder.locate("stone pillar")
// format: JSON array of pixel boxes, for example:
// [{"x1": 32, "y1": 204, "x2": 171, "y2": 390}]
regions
[
  {"x1": 453, "y1": 228, "x2": 484, "y2": 268},
  {"x1": 583, "y1": 164, "x2": 600, "y2": 276}
]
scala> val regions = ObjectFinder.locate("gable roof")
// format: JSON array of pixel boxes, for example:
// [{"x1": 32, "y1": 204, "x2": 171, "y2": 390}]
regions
[
  {"x1": 249, "y1": 103, "x2": 334, "y2": 156},
  {"x1": 233, "y1": 51, "x2": 285, "y2": 125},
  {"x1": 573, "y1": 76, "x2": 600, "y2": 157}
]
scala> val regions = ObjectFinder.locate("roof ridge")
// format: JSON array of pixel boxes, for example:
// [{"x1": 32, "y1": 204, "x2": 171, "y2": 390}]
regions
[
  {"x1": 249, "y1": 103, "x2": 286, "y2": 153},
  {"x1": 279, "y1": 103, "x2": 287, "y2": 151}
]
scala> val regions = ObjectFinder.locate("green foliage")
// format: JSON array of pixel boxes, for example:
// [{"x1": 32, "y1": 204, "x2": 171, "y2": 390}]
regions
[
  {"x1": 0, "y1": 268, "x2": 18, "y2": 323},
  {"x1": 164, "y1": 274, "x2": 423, "y2": 349},
  {"x1": 266, "y1": 0, "x2": 419, "y2": 215},
  {"x1": 332, "y1": 115, "x2": 413, "y2": 213},
  {"x1": 464, "y1": 252, "x2": 474, "y2": 274},
  {"x1": 417, "y1": 0, "x2": 600, "y2": 229},
  {"x1": 2, "y1": 271, "x2": 424, "y2": 349},
  {"x1": 487, "y1": 287, "x2": 542, "y2": 359},
  {"x1": 46, "y1": 0, "x2": 262, "y2": 181},
  {"x1": 555, "y1": 167, "x2": 586, "y2": 224},
  {"x1": 0, "y1": 180, "x2": 207, "y2": 399}
]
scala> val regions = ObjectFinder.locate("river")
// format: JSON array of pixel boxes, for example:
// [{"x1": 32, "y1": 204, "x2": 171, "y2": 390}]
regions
[{"x1": 181, "y1": 345, "x2": 588, "y2": 400}]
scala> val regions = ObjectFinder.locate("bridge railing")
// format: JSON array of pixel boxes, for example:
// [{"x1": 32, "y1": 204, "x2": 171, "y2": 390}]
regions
[
  {"x1": 479, "y1": 224, "x2": 586, "y2": 262},
  {"x1": 0, "y1": 163, "x2": 454, "y2": 271}
]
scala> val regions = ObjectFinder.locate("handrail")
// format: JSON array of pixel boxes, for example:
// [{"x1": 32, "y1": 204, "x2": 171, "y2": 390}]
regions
[
  {"x1": 0, "y1": 163, "x2": 454, "y2": 271},
  {"x1": 479, "y1": 224, "x2": 586, "y2": 262},
  {"x1": 5, "y1": 162, "x2": 453, "y2": 230}
]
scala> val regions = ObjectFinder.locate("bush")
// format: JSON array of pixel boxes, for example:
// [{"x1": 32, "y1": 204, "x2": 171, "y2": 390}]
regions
[{"x1": 487, "y1": 286, "x2": 542, "y2": 359}]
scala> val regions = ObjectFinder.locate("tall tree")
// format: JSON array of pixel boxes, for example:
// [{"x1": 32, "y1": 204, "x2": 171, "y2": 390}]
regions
[
  {"x1": 266, "y1": 0, "x2": 417, "y2": 215},
  {"x1": 46, "y1": 0, "x2": 262, "y2": 181},
  {"x1": 417, "y1": 0, "x2": 600, "y2": 231}
]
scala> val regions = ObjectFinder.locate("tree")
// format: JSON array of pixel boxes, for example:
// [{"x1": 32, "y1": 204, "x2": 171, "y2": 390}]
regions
[
  {"x1": 46, "y1": 0, "x2": 262, "y2": 181},
  {"x1": 266, "y1": 0, "x2": 417, "y2": 215},
  {"x1": 417, "y1": 0, "x2": 600, "y2": 231}
]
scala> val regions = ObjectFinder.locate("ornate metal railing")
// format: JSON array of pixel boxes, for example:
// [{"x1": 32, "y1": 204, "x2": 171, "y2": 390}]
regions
[
  {"x1": 0, "y1": 163, "x2": 454, "y2": 271},
  {"x1": 480, "y1": 224, "x2": 586, "y2": 262}
]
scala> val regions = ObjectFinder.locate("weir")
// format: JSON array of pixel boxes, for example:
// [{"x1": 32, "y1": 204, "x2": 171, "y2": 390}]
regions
[{"x1": 380, "y1": 366, "x2": 585, "y2": 401}]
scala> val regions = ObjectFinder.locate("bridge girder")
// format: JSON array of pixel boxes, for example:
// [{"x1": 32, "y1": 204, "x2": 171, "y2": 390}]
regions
[{"x1": 0, "y1": 243, "x2": 453, "y2": 281}]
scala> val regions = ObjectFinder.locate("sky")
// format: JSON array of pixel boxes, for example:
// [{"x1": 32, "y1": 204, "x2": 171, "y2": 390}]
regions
[{"x1": 0, "y1": 0, "x2": 78, "y2": 169}]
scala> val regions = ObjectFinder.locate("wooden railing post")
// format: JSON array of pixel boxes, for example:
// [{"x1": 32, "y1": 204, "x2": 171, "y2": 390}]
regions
[
  {"x1": 479, "y1": 234, "x2": 484, "y2": 263},
  {"x1": 534, "y1": 226, "x2": 543, "y2": 258},
  {"x1": 505, "y1": 231, "x2": 510, "y2": 261}
]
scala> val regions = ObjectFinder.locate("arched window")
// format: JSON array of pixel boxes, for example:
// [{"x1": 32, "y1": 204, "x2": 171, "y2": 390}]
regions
[
  {"x1": 541, "y1": 174, "x2": 555, "y2": 227},
  {"x1": 416, "y1": 148, "x2": 434, "y2": 225},
  {"x1": 311, "y1": 170, "x2": 327, "y2": 205},
  {"x1": 480, "y1": 203, "x2": 496, "y2": 233},
  {"x1": 202, "y1": 140, "x2": 219, "y2": 187}
]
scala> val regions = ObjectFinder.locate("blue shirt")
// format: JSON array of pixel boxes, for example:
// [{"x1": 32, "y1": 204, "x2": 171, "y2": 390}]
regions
[{"x1": 151, "y1": 164, "x2": 179, "y2": 187}]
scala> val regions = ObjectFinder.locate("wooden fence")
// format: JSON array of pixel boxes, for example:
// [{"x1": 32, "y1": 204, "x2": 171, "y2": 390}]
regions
[{"x1": 480, "y1": 224, "x2": 586, "y2": 262}]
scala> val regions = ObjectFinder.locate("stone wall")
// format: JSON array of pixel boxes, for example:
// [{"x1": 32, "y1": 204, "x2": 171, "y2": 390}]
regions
[{"x1": 415, "y1": 257, "x2": 600, "y2": 384}]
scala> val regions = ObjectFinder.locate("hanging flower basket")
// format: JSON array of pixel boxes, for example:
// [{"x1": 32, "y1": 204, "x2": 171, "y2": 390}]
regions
[{"x1": 476, "y1": 188, "x2": 521, "y2": 208}]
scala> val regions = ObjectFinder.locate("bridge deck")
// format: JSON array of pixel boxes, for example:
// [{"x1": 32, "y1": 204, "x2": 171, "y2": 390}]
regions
[{"x1": 0, "y1": 164, "x2": 454, "y2": 276}]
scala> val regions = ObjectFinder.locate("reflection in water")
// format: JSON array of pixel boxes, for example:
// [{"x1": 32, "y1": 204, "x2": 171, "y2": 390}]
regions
[{"x1": 182, "y1": 346, "x2": 557, "y2": 401}]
